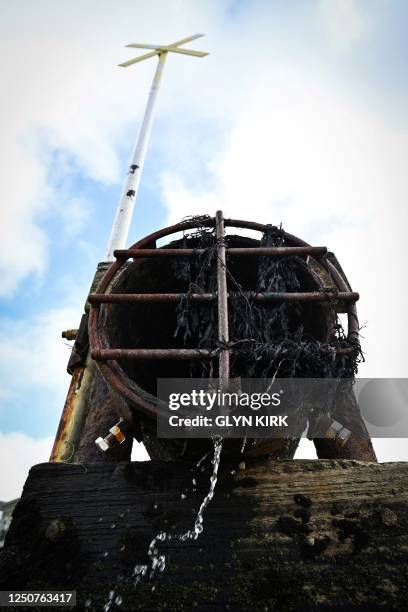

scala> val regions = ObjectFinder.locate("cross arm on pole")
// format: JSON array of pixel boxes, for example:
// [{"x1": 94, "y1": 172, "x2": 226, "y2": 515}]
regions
[
  {"x1": 125, "y1": 44, "x2": 208, "y2": 58},
  {"x1": 118, "y1": 51, "x2": 159, "y2": 67},
  {"x1": 169, "y1": 34, "x2": 205, "y2": 46},
  {"x1": 119, "y1": 33, "x2": 209, "y2": 68},
  {"x1": 119, "y1": 50, "x2": 159, "y2": 67}
]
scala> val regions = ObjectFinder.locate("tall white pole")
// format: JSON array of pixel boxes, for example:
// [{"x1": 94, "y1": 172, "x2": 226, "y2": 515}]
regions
[{"x1": 106, "y1": 52, "x2": 167, "y2": 260}]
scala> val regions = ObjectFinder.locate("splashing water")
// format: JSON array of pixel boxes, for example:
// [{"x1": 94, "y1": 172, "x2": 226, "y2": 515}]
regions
[
  {"x1": 133, "y1": 436, "x2": 223, "y2": 583},
  {"x1": 102, "y1": 437, "x2": 223, "y2": 610},
  {"x1": 103, "y1": 590, "x2": 116, "y2": 612},
  {"x1": 102, "y1": 588, "x2": 124, "y2": 611}
]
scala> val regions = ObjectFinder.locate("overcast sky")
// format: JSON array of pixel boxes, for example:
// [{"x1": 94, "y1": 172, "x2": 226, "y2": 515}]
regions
[{"x1": 1, "y1": 0, "x2": 407, "y2": 501}]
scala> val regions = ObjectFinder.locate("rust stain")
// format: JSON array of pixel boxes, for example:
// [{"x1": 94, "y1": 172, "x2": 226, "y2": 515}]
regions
[{"x1": 49, "y1": 366, "x2": 85, "y2": 462}]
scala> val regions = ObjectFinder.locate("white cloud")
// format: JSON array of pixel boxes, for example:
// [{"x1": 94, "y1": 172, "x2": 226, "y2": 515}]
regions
[
  {"x1": 0, "y1": 132, "x2": 50, "y2": 296},
  {"x1": 0, "y1": 272, "x2": 91, "y2": 436},
  {"x1": 319, "y1": 0, "x2": 371, "y2": 52},
  {"x1": 0, "y1": 306, "x2": 79, "y2": 402},
  {"x1": 0, "y1": 432, "x2": 53, "y2": 501},
  {"x1": 0, "y1": 430, "x2": 148, "y2": 502},
  {"x1": 57, "y1": 196, "x2": 93, "y2": 240}
]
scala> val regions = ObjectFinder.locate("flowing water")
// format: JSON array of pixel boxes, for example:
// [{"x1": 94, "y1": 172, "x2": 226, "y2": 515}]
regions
[
  {"x1": 134, "y1": 436, "x2": 223, "y2": 583},
  {"x1": 102, "y1": 436, "x2": 223, "y2": 611}
]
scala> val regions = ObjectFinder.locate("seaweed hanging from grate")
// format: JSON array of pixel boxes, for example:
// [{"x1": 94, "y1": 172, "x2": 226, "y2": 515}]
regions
[{"x1": 172, "y1": 223, "x2": 361, "y2": 382}]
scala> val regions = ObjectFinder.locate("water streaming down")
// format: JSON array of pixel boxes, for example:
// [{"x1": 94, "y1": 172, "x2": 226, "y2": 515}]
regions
[
  {"x1": 134, "y1": 436, "x2": 223, "y2": 583},
  {"x1": 102, "y1": 437, "x2": 223, "y2": 610}
]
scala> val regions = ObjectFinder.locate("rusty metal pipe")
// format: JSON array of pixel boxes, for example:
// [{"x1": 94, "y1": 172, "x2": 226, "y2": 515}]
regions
[
  {"x1": 88, "y1": 291, "x2": 359, "y2": 304},
  {"x1": 91, "y1": 348, "x2": 214, "y2": 361}
]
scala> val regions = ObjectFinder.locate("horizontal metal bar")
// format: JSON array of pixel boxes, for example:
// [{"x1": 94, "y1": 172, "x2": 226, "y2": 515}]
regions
[
  {"x1": 89, "y1": 293, "x2": 215, "y2": 303},
  {"x1": 115, "y1": 248, "x2": 205, "y2": 258},
  {"x1": 91, "y1": 345, "x2": 355, "y2": 361},
  {"x1": 113, "y1": 246, "x2": 328, "y2": 260},
  {"x1": 227, "y1": 246, "x2": 327, "y2": 256},
  {"x1": 91, "y1": 348, "x2": 213, "y2": 361},
  {"x1": 255, "y1": 291, "x2": 359, "y2": 302},
  {"x1": 89, "y1": 291, "x2": 359, "y2": 304}
]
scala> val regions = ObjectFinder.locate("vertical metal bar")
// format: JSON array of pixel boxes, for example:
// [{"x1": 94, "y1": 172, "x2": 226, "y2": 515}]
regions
[{"x1": 215, "y1": 210, "x2": 230, "y2": 391}]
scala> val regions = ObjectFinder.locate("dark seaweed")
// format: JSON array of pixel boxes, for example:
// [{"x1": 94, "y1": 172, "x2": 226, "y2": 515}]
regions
[{"x1": 173, "y1": 221, "x2": 361, "y2": 382}]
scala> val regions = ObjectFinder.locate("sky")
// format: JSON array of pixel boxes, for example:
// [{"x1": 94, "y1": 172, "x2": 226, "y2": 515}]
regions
[{"x1": 1, "y1": 0, "x2": 408, "y2": 500}]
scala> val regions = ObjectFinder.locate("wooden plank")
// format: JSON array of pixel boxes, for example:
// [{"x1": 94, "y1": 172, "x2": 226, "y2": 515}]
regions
[{"x1": 1, "y1": 459, "x2": 408, "y2": 610}]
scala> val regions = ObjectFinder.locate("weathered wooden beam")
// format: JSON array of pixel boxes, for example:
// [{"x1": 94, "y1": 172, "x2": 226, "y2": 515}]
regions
[{"x1": 1, "y1": 459, "x2": 407, "y2": 610}]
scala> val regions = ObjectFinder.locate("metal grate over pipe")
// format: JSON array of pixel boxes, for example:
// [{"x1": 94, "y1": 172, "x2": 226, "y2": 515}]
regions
[{"x1": 88, "y1": 212, "x2": 359, "y2": 419}]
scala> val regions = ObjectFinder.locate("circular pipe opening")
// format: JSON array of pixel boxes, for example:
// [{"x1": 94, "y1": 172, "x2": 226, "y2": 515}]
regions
[{"x1": 103, "y1": 234, "x2": 332, "y2": 399}]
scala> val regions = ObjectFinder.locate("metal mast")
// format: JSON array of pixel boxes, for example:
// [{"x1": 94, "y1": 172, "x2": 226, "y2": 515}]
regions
[{"x1": 105, "y1": 34, "x2": 208, "y2": 260}]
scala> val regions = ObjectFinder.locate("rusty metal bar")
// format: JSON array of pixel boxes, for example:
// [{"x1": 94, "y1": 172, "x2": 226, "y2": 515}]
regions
[
  {"x1": 91, "y1": 345, "x2": 355, "y2": 362},
  {"x1": 91, "y1": 348, "x2": 213, "y2": 361},
  {"x1": 115, "y1": 248, "x2": 204, "y2": 258},
  {"x1": 89, "y1": 293, "x2": 216, "y2": 303},
  {"x1": 114, "y1": 245, "x2": 328, "y2": 260},
  {"x1": 253, "y1": 291, "x2": 359, "y2": 302},
  {"x1": 88, "y1": 291, "x2": 359, "y2": 304},
  {"x1": 215, "y1": 210, "x2": 230, "y2": 391},
  {"x1": 227, "y1": 246, "x2": 327, "y2": 256}
]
